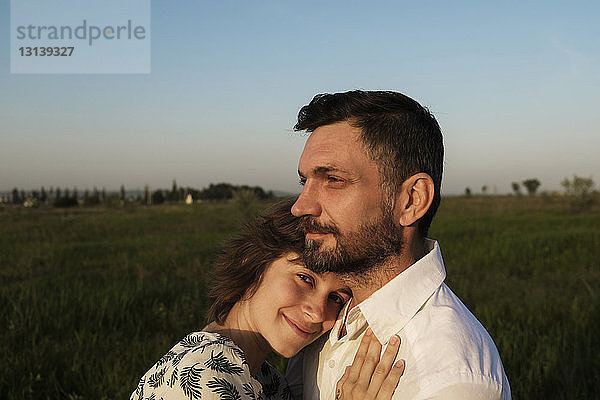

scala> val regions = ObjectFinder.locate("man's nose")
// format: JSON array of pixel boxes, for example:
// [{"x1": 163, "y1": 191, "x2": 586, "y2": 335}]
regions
[{"x1": 291, "y1": 182, "x2": 322, "y2": 217}]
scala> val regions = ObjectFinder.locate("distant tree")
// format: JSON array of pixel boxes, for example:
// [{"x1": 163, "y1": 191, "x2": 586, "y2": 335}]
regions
[
  {"x1": 152, "y1": 189, "x2": 165, "y2": 204},
  {"x1": 522, "y1": 179, "x2": 541, "y2": 196},
  {"x1": 20, "y1": 190, "x2": 26, "y2": 202},
  {"x1": 465, "y1": 187, "x2": 472, "y2": 197},
  {"x1": 72, "y1": 187, "x2": 78, "y2": 201},
  {"x1": 171, "y1": 180, "x2": 178, "y2": 201},
  {"x1": 200, "y1": 183, "x2": 235, "y2": 200},
  {"x1": 54, "y1": 188, "x2": 78, "y2": 207},
  {"x1": 144, "y1": 185, "x2": 151, "y2": 205},
  {"x1": 561, "y1": 175, "x2": 595, "y2": 211},
  {"x1": 101, "y1": 188, "x2": 106, "y2": 202},
  {"x1": 56, "y1": 188, "x2": 62, "y2": 201},
  {"x1": 195, "y1": 183, "x2": 271, "y2": 201},
  {"x1": 120, "y1": 185, "x2": 126, "y2": 201},
  {"x1": 40, "y1": 187, "x2": 47, "y2": 203},
  {"x1": 87, "y1": 187, "x2": 100, "y2": 205},
  {"x1": 511, "y1": 182, "x2": 521, "y2": 195},
  {"x1": 561, "y1": 175, "x2": 594, "y2": 197},
  {"x1": 12, "y1": 188, "x2": 20, "y2": 204},
  {"x1": 239, "y1": 185, "x2": 271, "y2": 200},
  {"x1": 481, "y1": 185, "x2": 488, "y2": 195}
]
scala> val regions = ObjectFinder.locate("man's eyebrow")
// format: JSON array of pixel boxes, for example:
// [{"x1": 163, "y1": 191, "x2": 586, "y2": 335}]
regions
[{"x1": 299, "y1": 165, "x2": 349, "y2": 176}]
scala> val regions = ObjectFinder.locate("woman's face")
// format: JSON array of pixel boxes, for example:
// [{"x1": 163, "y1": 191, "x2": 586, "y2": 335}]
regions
[{"x1": 245, "y1": 252, "x2": 351, "y2": 358}]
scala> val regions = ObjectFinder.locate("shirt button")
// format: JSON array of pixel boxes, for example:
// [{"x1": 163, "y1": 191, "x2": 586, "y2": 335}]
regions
[{"x1": 328, "y1": 359, "x2": 336, "y2": 368}]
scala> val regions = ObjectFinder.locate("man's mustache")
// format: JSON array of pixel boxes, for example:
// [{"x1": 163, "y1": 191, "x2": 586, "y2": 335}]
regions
[{"x1": 299, "y1": 217, "x2": 340, "y2": 236}]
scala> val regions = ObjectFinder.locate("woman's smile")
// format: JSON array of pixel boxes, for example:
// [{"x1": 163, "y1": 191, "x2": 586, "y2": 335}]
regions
[{"x1": 283, "y1": 314, "x2": 319, "y2": 337}]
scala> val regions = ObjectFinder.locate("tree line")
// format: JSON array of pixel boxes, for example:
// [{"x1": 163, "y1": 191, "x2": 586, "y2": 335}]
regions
[
  {"x1": 464, "y1": 175, "x2": 596, "y2": 198},
  {"x1": 462, "y1": 175, "x2": 597, "y2": 211},
  {"x1": 3, "y1": 181, "x2": 275, "y2": 208}
]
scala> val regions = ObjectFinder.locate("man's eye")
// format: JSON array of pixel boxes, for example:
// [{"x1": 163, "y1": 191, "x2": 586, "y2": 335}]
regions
[
  {"x1": 298, "y1": 274, "x2": 314, "y2": 286},
  {"x1": 327, "y1": 176, "x2": 343, "y2": 183}
]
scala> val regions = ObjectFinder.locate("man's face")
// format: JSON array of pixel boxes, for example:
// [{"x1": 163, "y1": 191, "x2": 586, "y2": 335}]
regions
[{"x1": 291, "y1": 122, "x2": 403, "y2": 273}]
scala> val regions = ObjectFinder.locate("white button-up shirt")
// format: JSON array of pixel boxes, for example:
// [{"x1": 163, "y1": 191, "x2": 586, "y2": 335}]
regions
[{"x1": 286, "y1": 240, "x2": 511, "y2": 400}]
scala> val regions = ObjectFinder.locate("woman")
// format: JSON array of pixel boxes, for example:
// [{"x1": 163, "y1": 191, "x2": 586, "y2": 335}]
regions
[{"x1": 131, "y1": 199, "x2": 403, "y2": 400}]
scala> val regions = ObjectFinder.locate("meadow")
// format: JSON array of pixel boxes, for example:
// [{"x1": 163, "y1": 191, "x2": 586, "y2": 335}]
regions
[{"x1": 1, "y1": 195, "x2": 598, "y2": 399}]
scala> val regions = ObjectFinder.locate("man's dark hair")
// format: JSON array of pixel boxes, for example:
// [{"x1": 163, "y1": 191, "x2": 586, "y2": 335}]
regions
[
  {"x1": 207, "y1": 198, "x2": 305, "y2": 324},
  {"x1": 295, "y1": 90, "x2": 444, "y2": 236}
]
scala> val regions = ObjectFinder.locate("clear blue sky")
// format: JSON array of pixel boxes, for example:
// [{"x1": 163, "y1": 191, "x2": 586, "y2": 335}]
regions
[{"x1": 1, "y1": 1, "x2": 599, "y2": 195}]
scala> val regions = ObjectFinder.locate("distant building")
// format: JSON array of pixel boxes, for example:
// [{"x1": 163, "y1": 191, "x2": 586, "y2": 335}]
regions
[{"x1": 23, "y1": 197, "x2": 39, "y2": 208}]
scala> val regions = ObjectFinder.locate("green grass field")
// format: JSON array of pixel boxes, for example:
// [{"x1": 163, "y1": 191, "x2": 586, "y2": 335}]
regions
[{"x1": 1, "y1": 196, "x2": 598, "y2": 399}]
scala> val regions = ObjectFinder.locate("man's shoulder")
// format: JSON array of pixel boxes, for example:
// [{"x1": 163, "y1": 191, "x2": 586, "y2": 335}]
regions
[
  {"x1": 409, "y1": 283, "x2": 496, "y2": 348},
  {"x1": 398, "y1": 283, "x2": 510, "y2": 399}
]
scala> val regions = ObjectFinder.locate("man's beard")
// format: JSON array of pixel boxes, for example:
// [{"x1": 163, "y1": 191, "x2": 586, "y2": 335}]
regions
[{"x1": 299, "y1": 205, "x2": 404, "y2": 275}]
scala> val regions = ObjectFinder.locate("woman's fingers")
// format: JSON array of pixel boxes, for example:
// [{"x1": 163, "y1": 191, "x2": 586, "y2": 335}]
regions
[
  {"x1": 365, "y1": 335, "x2": 401, "y2": 398},
  {"x1": 375, "y1": 359, "x2": 405, "y2": 399},
  {"x1": 336, "y1": 366, "x2": 351, "y2": 400},
  {"x1": 356, "y1": 330, "x2": 385, "y2": 390},
  {"x1": 344, "y1": 327, "x2": 373, "y2": 384},
  {"x1": 335, "y1": 329, "x2": 405, "y2": 400}
]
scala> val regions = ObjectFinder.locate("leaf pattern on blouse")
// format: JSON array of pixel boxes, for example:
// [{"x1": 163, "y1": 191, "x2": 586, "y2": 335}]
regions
[
  {"x1": 180, "y1": 363, "x2": 204, "y2": 400},
  {"x1": 179, "y1": 333, "x2": 206, "y2": 348},
  {"x1": 206, "y1": 377, "x2": 242, "y2": 400},
  {"x1": 204, "y1": 351, "x2": 245, "y2": 375},
  {"x1": 243, "y1": 382, "x2": 257, "y2": 400},
  {"x1": 157, "y1": 350, "x2": 177, "y2": 366},
  {"x1": 148, "y1": 366, "x2": 168, "y2": 389},
  {"x1": 130, "y1": 331, "x2": 290, "y2": 400}
]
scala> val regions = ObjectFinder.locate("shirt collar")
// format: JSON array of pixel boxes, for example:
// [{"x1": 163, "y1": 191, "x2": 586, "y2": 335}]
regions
[
  {"x1": 336, "y1": 239, "x2": 446, "y2": 345},
  {"x1": 327, "y1": 293, "x2": 365, "y2": 346}
]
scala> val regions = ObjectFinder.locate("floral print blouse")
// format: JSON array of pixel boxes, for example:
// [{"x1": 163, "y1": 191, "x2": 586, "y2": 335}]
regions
[{"x1": 131, "y1": 331, "x2": 291, "y2": 400}]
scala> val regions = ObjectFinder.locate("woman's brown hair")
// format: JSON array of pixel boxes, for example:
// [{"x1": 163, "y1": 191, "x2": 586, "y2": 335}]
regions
[{"x1": 207, "y1": 198, "x2": 305, "y2": 324}]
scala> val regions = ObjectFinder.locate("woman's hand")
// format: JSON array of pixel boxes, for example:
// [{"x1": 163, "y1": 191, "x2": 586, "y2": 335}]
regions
[{"x1": 335, "y1": 328, "x2": 405, "y2": 400}]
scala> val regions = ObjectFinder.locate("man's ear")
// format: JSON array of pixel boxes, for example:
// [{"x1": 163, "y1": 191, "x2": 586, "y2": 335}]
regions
[{"x1": 393, "y1": 173, "x2": 435, "y2": 227}]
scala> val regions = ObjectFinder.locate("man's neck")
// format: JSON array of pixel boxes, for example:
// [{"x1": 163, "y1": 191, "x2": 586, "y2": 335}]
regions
[{"x1": 345, "y1": 237, "x2": 427, "y2": 305}]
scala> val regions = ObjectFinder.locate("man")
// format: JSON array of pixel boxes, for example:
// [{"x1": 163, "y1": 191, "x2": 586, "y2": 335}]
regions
[{"x1": 286, "y1": 91, "x2": 511, "y2": 399}]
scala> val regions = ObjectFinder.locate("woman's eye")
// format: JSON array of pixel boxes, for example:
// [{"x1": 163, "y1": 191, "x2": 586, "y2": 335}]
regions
[
  {"x1": 298, "y1": 178, "x2": 306, "y2": 186},
  {"x1": 329, "y1": 293, "x2": 345, "y2": 305}
]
